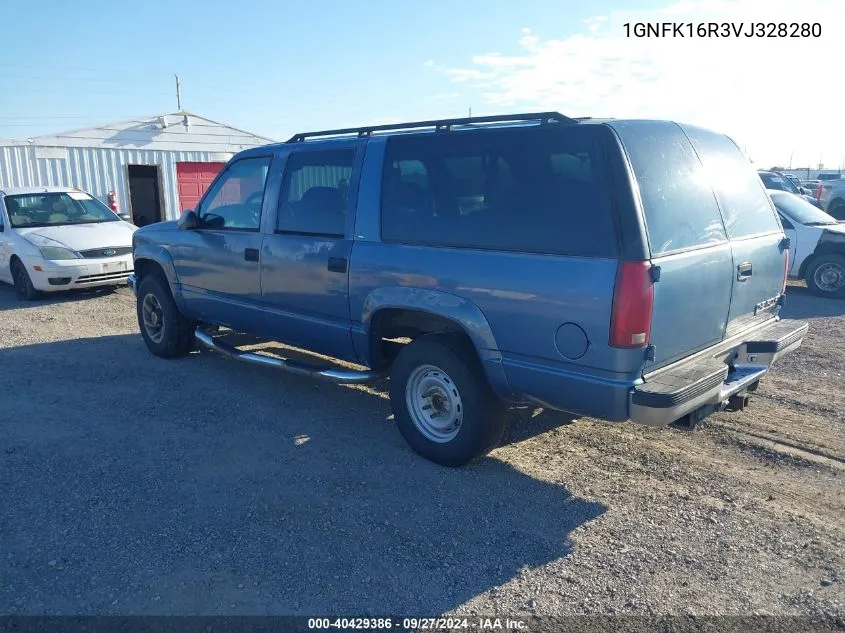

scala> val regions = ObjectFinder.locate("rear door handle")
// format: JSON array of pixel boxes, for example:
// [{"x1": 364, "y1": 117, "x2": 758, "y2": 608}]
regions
[
  {"x1": 327, "y1": 257, "x2": 348, "y2": 273},
  {"x1": 737, "y1": 262, "x2": 752, "y2": 281},
  {"x1": 244, "y1": 248, "x2": 259, "y2": 262}
]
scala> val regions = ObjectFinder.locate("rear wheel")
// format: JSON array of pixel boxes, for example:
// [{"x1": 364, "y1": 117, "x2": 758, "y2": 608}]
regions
[
  {"x1": 806, "y1": 254, "x2": 845, "y2": 298},
  {"x1": 136, "y1": 274, "x2": 196, "y2": 357},
  {"x1": 11, "y1": 259, "x2": 39, "y2": 301},
  {"x1": 389, "y1": 334, "x2": 506, "y2": 467}
]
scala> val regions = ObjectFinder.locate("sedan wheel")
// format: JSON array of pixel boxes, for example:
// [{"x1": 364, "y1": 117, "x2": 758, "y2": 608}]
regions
[{"x1": 12, "y1": 261, "x2": 38, "y2": 301}]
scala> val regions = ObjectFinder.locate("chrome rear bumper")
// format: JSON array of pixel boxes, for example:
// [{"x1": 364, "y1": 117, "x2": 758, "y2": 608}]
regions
[{"x1": 629, "y1": 318, "x2": 809, "y2": 427}]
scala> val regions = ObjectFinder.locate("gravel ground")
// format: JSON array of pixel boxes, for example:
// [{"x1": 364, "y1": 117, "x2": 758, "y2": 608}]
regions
[{"x1": 0, "y1": 281, "x2": 843, "y2": 617}]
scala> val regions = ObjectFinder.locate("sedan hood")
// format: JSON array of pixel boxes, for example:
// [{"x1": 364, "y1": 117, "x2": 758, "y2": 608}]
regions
[{"x1": 16, "y1": 222, "x2": 136, "y2": 251}]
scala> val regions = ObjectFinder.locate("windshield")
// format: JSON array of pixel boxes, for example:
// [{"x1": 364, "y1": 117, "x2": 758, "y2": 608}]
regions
[
  {"x1": 4, "y1": 192, "x2": 120, "y2": 228},
  {"x1": 759, "y1": 172, "x2": 799, "y2": 194},
  {"x1": 772, "y1": 191, "x2": 839, "y2": 225}
]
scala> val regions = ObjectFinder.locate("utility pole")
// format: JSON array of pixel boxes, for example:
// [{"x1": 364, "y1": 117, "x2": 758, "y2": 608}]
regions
[
  {"x1": 788, "y1": 150, "x2": 793, "y2": 169},
  {"x1": 175, "y1": 74, "x2": 182, "y2": 111},
  {"x1": 468, "y1": 106, "x2": 472, "y2": 118}
]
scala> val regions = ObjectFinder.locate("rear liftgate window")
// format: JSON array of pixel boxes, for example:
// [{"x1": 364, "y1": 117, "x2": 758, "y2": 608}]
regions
[
  {"x1": 381, "y1": 126, "x2": 618, "y2": 257},
  {"x1": 681, "y1": 125, "x2": 782, "y2": 239},
  {"x1": 611, "y1": 121, "x2": 727, "y2": 256}
]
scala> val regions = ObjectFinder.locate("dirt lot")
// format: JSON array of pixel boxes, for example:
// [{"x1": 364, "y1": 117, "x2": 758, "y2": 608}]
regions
[{"x1": 0, "y1": 282, "x2": 843, "y2": 617}]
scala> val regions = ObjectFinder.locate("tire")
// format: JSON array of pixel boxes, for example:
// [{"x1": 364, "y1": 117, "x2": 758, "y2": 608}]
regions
[
  {"x1": 828, "y1": 199, "x2": 845, "y2": 221},
  {"x1": 805, "y1": 254, "x2": 845, "y2": 299},
  {"x1": 389, "y1": 334, "x2": 507, "y2": 467},
  {"x1": 11, "y1": 259, "x2": 39, "y2": 301},
  {"x1": 136, "y1": 273, "x2": 196, "y2": 358}
]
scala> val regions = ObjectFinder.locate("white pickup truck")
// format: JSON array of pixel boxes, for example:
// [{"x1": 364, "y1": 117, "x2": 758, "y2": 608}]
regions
[{"x1": 818, "y1": 178, "x2": 845, "y2": 220}]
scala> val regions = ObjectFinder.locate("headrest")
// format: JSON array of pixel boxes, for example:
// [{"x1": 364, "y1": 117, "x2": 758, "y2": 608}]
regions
[{"x1": 300, "y1": 187, "x2": 345, "y2": 214}]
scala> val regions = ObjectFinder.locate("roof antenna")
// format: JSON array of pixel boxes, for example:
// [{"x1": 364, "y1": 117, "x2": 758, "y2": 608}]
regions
[{"x1": 175, "y1": 74, "x2": 182, "y2": 112}]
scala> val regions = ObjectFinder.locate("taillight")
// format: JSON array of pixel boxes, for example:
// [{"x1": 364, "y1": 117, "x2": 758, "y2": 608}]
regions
[{"x1": 610, "y1": 261, "x2": 654, "y2": 349}]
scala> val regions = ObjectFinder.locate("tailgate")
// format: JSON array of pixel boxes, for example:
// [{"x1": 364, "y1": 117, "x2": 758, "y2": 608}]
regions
[
  {"x1": 724, "y1": 233, "x2": 787, "y2": 336},
  {"x1": 609, "y1": 120, "x2": 734, "y2": 371},
  {"x1": 681, "y1": 125, "x2": 788, "y2": 339}
]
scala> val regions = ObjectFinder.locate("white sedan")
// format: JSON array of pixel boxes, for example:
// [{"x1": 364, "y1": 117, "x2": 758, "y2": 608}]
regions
[{"x1": 0, "y1": 186, "x2": 137, "y2": 301}]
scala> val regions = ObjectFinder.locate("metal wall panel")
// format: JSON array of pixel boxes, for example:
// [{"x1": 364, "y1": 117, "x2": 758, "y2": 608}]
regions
[{"x1": 0, "y1": 145, "x2": 236, "y2": 221}]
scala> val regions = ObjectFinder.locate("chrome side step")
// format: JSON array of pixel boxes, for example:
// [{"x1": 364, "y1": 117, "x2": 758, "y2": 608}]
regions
[{"x1": 194, "y1": 328, "x2": 385, "y2": 385}]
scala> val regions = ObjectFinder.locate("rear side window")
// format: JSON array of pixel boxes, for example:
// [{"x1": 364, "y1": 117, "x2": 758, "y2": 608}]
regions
[
  {"x1": 611, "y1": 121, "x2": 726, "y2": 256},
  {"x1": 277, "y1": 149, "x2": 354, "y2": 237},
  {"x1": 381, "y1": 126, "x2": 617, "y2": 257},
  {"x1": 682, "y1": 126, "x2": 781, "y2": 239}
]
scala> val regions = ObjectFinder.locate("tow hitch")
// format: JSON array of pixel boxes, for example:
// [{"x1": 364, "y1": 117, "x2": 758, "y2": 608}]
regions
[{"x1": 726, "y1": 393, "x2": 751, "y2": 412}]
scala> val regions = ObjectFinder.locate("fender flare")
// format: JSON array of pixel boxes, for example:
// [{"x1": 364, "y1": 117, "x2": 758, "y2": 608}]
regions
[
  {"x1": 133, "y1": 245, "x2": 185, "y2": 310},
  {"x1": 360, "y1": 286, "x2": 514, "y2": 399}
]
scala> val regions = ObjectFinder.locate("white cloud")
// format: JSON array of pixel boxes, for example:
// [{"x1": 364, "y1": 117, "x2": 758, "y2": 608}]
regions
[{"x1": 428, "y1": 0, "x2": 845, "y2": 168}]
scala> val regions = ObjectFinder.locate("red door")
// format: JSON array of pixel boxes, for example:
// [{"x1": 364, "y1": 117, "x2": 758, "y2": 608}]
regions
[{"x1": 176, "y1": 162, "x2": 226, "y2": 214}]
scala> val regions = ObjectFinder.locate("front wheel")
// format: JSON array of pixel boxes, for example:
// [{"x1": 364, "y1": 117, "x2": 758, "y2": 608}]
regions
[
  {"x1": 805, "y1": 254, "x2": 845, "y2": 298},
  {"x1": 136, "y1": 274, "x2": 196, "y2": 357},
  {"x1": 11, "y1": 259, "x2": 39, "y2": 301},
  {"x1": 389, "y1": 334, "x2": 507, "y2": 467}
]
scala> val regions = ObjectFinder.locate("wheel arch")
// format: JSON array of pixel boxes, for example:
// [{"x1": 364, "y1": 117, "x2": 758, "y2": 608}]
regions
[
  {"x1": 359, "y1": 287, "x2": 513, "y2": 399},
  {"x1": 133, "y1": 245, "x2": 183, "y2": 309},
  {"x1": 798, "y1": 238, "x2": 845, "y2": 280}
]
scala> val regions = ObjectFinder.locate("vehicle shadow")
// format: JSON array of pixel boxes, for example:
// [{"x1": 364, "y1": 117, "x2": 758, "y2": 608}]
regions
[
  {"x1": 782, "y1": 284, "x2": 845, "y2": 320},
  {"x1": 0, "y1": 282, "x2": 121, "y2": 312},
  {"x1": 216, "y1": 334, "x2": 581, "y2": 448},
  {"x1": 0, "y1": 333, "x2": 605, "y2": 616}
]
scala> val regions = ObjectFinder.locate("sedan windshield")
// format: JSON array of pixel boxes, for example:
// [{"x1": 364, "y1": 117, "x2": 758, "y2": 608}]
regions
[
  {"x1": 771, "y1": 191, "x2": 840, "y2": 225},
  {"x1": 5, "y1": 192, "x2": 120, "y2": 228},
  {"x1": 759, "y1": 172, "x2": 800, "y2": 194}
]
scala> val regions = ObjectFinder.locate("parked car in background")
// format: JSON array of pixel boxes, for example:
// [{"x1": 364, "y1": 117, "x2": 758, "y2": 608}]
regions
[
  {"x1": 817, "y1": 173, "x2": 844, "y2": 181},
  {"x1": 784, "y1": 174, "x2": 802, "y2": 190},
  {"x1": 758, "y1": 170, "x2": 821, "y2": 207},
  {"x1": 128, "y1": 113, "x2": 807, "y2": 466},
  {"x1": 818, "y1": 179, "x2": 845, "y2": 220},
  {"x1": 770, "y1": 191, "x2": 845, "y2": 297},
  {"x1": 0, "y1": 186, "x2": 136, "y2": 300}
]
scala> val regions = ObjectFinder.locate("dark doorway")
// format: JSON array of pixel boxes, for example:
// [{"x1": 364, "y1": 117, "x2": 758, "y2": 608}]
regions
[{"x1": 127, "y1": 165, "x2": 163, "y2": 227}]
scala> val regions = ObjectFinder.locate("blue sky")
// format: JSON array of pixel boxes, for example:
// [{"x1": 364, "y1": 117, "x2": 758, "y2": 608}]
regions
[{"x1": 1, "y1": 0, "x2": 843, "y2": 168}]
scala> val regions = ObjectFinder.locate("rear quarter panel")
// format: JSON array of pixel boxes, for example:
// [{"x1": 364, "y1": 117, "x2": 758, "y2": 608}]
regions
[{"x1": 349, "y1": 135, "x2": 647, "y2": 419}]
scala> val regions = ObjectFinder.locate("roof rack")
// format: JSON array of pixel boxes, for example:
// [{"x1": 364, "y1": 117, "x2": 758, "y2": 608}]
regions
[{"x1": 286, "y1": 111, "x2": 575, "y2": 143}]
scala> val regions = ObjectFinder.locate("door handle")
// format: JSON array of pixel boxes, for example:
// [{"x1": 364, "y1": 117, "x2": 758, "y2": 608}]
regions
[
  {"x1": 244, "y1": 248, "x2": 259, "y2": 262},
  {"x1": 327, "y1": 257, "x2": 348, "y2": 273},
  {"x1": 737, "y1": 262, "x2": 752, "y2": 281}
]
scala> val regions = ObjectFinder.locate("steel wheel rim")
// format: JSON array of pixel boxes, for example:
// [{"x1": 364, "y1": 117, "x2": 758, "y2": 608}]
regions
[
  {"x1": 142, "y1": 293, "x2": 165, "y2": 343},
  {"x1": 405, "y1": 364, "x2": 463, "y2": 443},
  {"x1": 814, "y1": 262, "x2": 845, "y2": 293}
]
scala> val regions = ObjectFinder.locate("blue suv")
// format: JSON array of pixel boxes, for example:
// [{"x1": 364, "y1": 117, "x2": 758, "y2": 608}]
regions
[{"x1": 128, "y1": 112, "x2": 808, "y2": 466}]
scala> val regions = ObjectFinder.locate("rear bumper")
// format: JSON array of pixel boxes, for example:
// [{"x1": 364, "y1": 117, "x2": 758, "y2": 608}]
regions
[{"x1": 629, "y1": 318, "x2": 808, "y2": 426}]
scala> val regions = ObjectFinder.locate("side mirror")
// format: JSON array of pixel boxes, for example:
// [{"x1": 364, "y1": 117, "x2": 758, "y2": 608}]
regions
[
  {"x1": 799, "y1": 187, "x2": 806, "y2": 195},
  {"x1": 178, "y1": 210, "x2": 199, "y2": 230}
]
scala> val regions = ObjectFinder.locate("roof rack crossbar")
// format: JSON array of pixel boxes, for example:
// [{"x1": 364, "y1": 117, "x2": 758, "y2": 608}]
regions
[{"x1": 287, "y1": 111, "x2": 575, "y2": 143}]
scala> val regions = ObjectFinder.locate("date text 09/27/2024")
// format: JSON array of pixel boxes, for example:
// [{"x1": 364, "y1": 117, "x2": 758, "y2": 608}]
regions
[
  {"x1": 308, "y1": 618, "x2": 528, "y2": 630},
  {"x1": 624, "y1": 22, "x2": 821, "y2": 38}
]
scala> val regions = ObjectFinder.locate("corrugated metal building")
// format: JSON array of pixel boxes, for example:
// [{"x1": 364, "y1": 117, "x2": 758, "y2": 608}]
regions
[{"x1": 0, "y1": 112, "x2": 273, "y2": 224}]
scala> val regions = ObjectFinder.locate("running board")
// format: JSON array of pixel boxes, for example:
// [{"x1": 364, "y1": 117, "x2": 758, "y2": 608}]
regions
[{"x1": 194, "y1": 328, "x2": 385, "y2": 385}]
